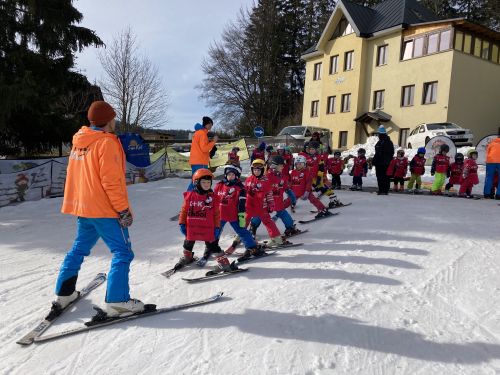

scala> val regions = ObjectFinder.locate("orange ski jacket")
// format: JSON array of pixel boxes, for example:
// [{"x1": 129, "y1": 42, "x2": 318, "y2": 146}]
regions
[
  {"x1": 486, "y1": 138, "x2": 500, "y2": 163},
  {"x1": 61, "y1": 126, "x2": 130, "y2": 218},
  {"x1": 189, "y1": 128, "x2": 216, "y2": 165}
]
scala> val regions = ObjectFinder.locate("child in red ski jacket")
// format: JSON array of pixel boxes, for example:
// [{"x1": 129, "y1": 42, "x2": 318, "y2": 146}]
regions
[
  {"x1": 276, "y1": 144, "x2": 293, "y2": 179},
  {"x1": 177, "y1": 169, "x2": 238, "y2": 275},
  {"x1": 287, "y1": 155, "x2": 331, "y2": 218},
  {"x1": 227, "y1": 147, "x2": 240, "y2": 167},
  {"x1": 327, "y1": 151, "x2": 345, "y2": 189},
  {"x1": 213, "y1": 164, "x2": 265, "y2": 261},
  {"x1": 266, "y1": 155, "x2": 300, "y2": 238},
  {"x1": 251, "y1": 142, "x2": 266, "y2": 163},
  {"x1": 459, "y1": 150, "x2": 479, "y2": 197},
  {"x1": 445, "y1": 153, "x2": 464, "y2": 196},
  {"x1": 300, "y1": 141, "x2": 342, "y2": 208},
  {"x1": 431, "y1": 144, "x2": 451, "y2": 194},
  {"x1": 245, "y1": 159, "x2": 284, "y2": 247},
  {"x1": 407, "y1": 147, "x2": 426, "y2": 193},
  {"x1": 387, "y1": 149, "x2": 408, "y2": 192},
  {"x1": 350, "y1": 148, "x2": 368, "y2": 191}
]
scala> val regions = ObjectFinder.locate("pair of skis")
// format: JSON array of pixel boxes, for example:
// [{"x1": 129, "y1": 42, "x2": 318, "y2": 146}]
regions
[
  {"x1": 181, "y1": 250, "x2": 279, "y2": 283},
  {"x1": 16, "y1": 273, "x2": 225, "y2": 345}
]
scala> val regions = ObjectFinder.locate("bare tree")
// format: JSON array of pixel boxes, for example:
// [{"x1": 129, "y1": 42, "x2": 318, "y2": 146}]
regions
[{"x1": 98, "y1": 27, "x2": 168, "y2": 132}]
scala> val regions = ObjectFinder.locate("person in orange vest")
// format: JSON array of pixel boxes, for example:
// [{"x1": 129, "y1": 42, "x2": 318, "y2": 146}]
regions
[
  {"x1": 484, "y1": 135, "x2": 500, "y2": 199},
  {"x1": 188, "y1": 116, "x2": 218, "y2": 191},
  {"x1": 54, "y1": 101, "x2": 144, "y2": 318}
]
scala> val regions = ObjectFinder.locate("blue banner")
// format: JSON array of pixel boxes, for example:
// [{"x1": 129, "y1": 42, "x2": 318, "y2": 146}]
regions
[{"x1": 118, "y1": 133, "x2": 151, "y2": 167}]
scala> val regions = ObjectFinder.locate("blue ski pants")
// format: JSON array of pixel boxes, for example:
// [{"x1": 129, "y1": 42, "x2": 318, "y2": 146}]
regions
[
  {"x1": 55, "y1": 217, "x2": 134, "y2": 303},
  {"x1": 220, "y1": 220, "x2": 257, "y2": 249},
  {"x1": 484, "y1": 163, "x2": 500, "y2": 196}
]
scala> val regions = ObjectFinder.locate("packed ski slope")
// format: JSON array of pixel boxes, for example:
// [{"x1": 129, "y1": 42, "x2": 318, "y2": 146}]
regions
[{"x1": 1, "y1": 176, "x2": 499, "y2": 375}]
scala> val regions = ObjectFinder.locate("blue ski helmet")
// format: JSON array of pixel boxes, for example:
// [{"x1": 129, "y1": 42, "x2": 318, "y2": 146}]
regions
[{"x1": 417, "y1": 147, "x2": 426, "y2": 155}]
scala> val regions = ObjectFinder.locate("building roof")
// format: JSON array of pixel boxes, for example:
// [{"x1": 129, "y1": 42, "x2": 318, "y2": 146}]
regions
[
  {"x1": 354, "y1": 110, "x2": 392, "y2": 123},
  {"x1": 342, "y1": 0, "x2": 440, "y2": 37},
  {"x1": 303, "y1": 0, "x2": 442, "y2": 57},
  {"x1": 368, "y1": 0, "x2": 440, "y2": 34}
]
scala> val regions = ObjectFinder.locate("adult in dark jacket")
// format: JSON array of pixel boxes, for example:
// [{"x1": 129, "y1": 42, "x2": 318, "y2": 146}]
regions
[{"x1": 372, "y1": 125, "x2": 394, "y2": 195}]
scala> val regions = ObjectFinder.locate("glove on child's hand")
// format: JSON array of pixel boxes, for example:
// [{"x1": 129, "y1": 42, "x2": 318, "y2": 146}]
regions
[{"x1": 238, "y1": 213, "x2": 246, "y2": 228}]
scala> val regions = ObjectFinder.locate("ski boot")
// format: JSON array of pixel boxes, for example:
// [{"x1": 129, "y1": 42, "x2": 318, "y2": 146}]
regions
[
  {"x1": 174, "y1": 250, "x2": 196, "y2": 271},
  {"x1": 54, "y1": 291, "x2": 79, "y2": 309},
  {"x1": 237, "y1": 245, "x2": 266, "y2": 262},
  {"x1": 349, "y1": 184, "x2": 357, "y2": 191},
  {"x1": 315, "y1": 209, "x2": 331, "y2": 219},
  {"x1": 328, "y1": 194, "x2": 343, "y2": 209},
  {"x1": 105, "y1": 298, "x2": 145, "y2": 317},
  {"x1": 266, "y1": 236, "x2": 289, "y2": 248},
  {"x1": 284, "y1": 225, "x2": 302, "y2": 237},
  {"x1": 207, "y1": 256, "x2": 238, "y2": 275},
  {"x1": 196, "y1": 256, "x2": 209, "y2": 267}
]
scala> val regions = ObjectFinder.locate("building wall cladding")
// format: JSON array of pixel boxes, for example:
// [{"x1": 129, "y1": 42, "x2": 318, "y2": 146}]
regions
[
  {"x1": 448, "y1": 51, "x2": 500, "y2": 142},
  {"x1": 362, "y1": 29, "x2": 454, "y2": 142}
]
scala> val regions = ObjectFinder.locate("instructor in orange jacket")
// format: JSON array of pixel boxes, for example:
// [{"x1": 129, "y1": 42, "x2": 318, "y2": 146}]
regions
[
  {"x1": 53, "y1": 101, "x2": 144, "y2": 318},
  {"x1": 484, "y1": 133, "x2": 500, "y2": 199},
  {"x1": 188, "y1": 116, "x2": 218, "y2": 191}
]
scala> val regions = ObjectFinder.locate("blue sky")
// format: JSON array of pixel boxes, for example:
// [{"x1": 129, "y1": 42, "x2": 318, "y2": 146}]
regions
[{"x1": 75, "y1": 0, "x2": 255, "y2": 130}]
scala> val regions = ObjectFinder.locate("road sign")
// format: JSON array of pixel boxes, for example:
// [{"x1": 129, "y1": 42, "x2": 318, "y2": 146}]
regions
[{"x1": 254, "y1": 126, "x2": 265, "y2": 138}]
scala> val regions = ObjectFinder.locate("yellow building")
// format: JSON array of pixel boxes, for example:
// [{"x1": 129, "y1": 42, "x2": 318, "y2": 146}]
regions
[{"x1": 301, "y1": 0, "x2": 500, "y2": 149}]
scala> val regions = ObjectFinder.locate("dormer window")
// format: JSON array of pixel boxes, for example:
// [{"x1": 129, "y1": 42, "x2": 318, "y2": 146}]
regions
[{"x1": 331, "y1": 18, "x2": 354, "y2": 39}]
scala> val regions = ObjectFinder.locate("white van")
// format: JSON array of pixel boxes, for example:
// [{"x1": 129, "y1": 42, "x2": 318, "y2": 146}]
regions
[{"x1": 277, "y1": 125, "x2": 332, "y2": 148}]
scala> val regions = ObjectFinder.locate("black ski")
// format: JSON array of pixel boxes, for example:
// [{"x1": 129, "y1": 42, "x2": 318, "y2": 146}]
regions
[
  {"x1": 299, "y1": 212, "x2": 339, "y2": 224},
  {"x1": 17, "y1": 273, "x2": 106, "y2": 346},
  {"x1": 261, "y1": 242, "x2": 304, "y2": 249},
  {"x1": 284, "y1": 229, "x2": 309, "y2": 238},
  {"x1": 310, "y1": 202, "x2": 352, "y2": 213},
  {"x1": 182, "y1": 268, "x2": 248, "y2": 283},
  {"x1": 34, "y1": 292, "x2": 224, "y2": 343},
  {"x1": 237, "y1": 251, "x2": 278, "y2": 264},
  {"x1": 169, "y1": 213, "x2": 180, "y2": 221},
  {"x1": 161, "y1": 256, "x2": 199, "y2": 279}
]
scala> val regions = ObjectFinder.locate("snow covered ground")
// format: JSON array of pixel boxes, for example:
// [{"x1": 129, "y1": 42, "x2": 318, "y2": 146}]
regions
[{"x1": 1, "y1": 176, "x2": 500, "y2": 375}]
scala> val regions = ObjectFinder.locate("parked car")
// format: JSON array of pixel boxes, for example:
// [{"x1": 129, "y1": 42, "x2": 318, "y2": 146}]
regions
[
  {"x1": 406, "y1": 122, "x2": 473, "y2": 149},
  {"x1": 277, "y1": 125, "x2": 333, "y2": 149}
]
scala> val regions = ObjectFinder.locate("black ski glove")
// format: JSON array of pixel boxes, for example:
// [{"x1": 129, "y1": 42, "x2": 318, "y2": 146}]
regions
[{"x1": 118, "y1": 208, "x2": 133, "y2": 228}]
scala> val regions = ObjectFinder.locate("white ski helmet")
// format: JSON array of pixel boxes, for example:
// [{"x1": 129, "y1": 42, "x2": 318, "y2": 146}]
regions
[
  {"x1": 224, "y1": 165, "x2": 242, "y2": 178},
  {"x1": 295, "y1": 155, "x2": 307, "y2": 166}
]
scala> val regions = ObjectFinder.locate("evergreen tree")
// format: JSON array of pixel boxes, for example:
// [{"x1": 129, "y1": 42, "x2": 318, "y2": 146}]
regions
[{"x1": 0, "y1": 0, "x2": 103, "y2": 155}]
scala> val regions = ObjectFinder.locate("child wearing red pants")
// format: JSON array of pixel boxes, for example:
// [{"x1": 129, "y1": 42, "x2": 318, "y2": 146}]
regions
[
  {"x1": 286, "y1": 155, "x2": 332, "y2": 219},
  {"x1": 459, "y1": 150, "x2": 479, "y2": 198}
]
